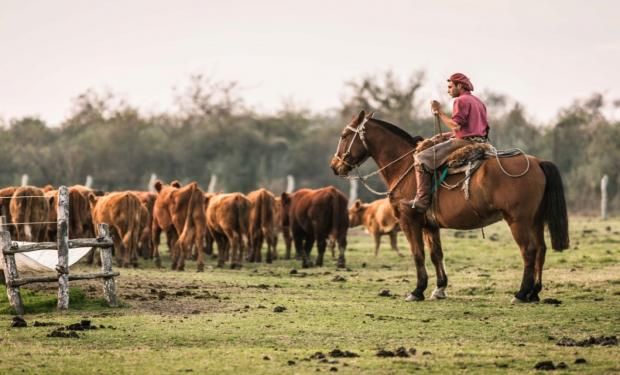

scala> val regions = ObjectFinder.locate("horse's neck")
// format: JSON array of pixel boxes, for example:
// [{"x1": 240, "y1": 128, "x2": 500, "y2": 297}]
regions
[{"x1": 366, "y1": 123, "x2": 417, "y2": 188}]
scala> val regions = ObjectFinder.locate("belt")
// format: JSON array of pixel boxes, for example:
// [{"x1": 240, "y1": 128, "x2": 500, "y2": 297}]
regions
[{"x1": 463, "y1": 136, "x2": 488, "y2": 143}]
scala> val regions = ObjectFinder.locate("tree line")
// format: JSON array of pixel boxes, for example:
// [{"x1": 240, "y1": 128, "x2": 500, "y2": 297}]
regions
[{"x1": 1, "y1": 71, "x2": 618, "y2": 214}]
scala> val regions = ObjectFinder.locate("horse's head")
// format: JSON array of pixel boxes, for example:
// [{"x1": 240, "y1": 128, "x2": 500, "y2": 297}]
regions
[{"x1": 330, "y1": 110, "x2": 372, "y2": 176}]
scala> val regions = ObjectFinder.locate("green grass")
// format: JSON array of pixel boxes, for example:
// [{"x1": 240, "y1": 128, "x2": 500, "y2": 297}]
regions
[{"x1": 0, "y1": 217, "x2": 618, "y2": 374}]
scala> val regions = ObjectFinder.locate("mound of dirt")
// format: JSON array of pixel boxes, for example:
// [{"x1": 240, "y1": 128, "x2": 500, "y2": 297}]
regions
[
  {"x1": 10, "y1": 316, "x2": 27, "y2": 328},
  {"x1": 557, "y1": 335, "x2": 617, "y2": 347},
  {"x1": 534, "y1": 361, "x2": 555, "y2": 370},
  {"x1": 376, "y1": 349, "x2": 395, "y2": 357},
  {"x1": 329, "y1": 349, "x2": 359, "y2": 358},
  {"x1": 48, "y1": 329, "x2": 80, "y2": 339}
]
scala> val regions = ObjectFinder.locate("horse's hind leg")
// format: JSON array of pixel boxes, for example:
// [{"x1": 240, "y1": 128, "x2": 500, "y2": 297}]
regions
[
  {"x1": 508, "y1": 220, "x2": 537, "y2": 303},
  {"x1": 424, "y1": 227, "x2": 448, "y2": 300},
  {"x1": 400, "y1": 213, "x2": 427, "y2": 301},
  {"x1": 531, "y1": 222, "x2": 547, "y2": 302}
]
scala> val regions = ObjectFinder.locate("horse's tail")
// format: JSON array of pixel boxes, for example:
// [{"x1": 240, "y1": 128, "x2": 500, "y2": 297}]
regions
[
  {"x1": 539, "y1": 161, "x2": 569, "y2": 251},
  {"x1": 329, "y1": 188, "x2": 347, "y2": 240}
]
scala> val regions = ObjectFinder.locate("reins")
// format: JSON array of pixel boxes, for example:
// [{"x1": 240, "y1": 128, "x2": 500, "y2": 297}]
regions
[{"x1": 335, "y1": 117, "x2": 417, "y2": 197}]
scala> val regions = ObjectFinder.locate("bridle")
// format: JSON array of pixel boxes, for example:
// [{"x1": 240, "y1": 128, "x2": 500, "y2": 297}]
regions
[
  {"x1": 333, "y1": 116, "x2": 370, "y2": 168},
  {"x1": 333, "y1": 116, "x2": 417, "y2": 196}
]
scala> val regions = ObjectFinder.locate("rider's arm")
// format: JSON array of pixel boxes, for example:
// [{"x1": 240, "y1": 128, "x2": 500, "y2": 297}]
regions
[{"x1": 435, "y1": 110, "x2": 461, "y2": 131}]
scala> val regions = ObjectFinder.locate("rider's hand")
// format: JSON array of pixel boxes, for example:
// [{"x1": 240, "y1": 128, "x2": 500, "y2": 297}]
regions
[{"x1": 431, "y1": 100, "x2": 441, "y2": 115}]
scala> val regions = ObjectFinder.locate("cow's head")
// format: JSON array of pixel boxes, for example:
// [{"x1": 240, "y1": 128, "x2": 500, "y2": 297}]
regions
[
  {"x1": 87, "y1": 192, "x2": 100, "y2": 212},
  {"x1": 348, "y1": 199, "x2": 366, "y2": 228}
]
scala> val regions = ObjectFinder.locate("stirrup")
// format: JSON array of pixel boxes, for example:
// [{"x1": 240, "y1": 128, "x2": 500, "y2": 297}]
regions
[{"x1": 399, "y1": 198, "x2": 427, "y2": 213}]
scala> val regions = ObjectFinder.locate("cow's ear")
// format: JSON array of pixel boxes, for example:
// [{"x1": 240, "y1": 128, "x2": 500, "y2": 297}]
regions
[
  {"x1": 87, "y1": 192, "x2": 97, "y2": 205},
  {"x1": 354, "y1": 199, "x2": 362, "y2": 208},
  {"x1": 47, "y1": 195, "x2": 56, "y2": 208},
  {"x1": 154, "y1": 180, "x2": 163, "y2": 193},
  {"x1": 171, "y1": 180, "x2": 181, "y2": 188}
]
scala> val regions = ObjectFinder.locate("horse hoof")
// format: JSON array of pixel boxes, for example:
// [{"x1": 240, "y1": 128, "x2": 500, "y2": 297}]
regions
[
  {"x1": 405, "y1": 293, "x2": 424, "y2": 302},
  {"x1": 430, "y1": 287, "x2": 447, "y2": 300},
  {"x1": 511, "y1": 296, "x2": 527, "y2": 304}
]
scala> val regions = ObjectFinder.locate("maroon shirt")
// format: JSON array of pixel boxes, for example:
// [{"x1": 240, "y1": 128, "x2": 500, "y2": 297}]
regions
[{"x1": 451, "y1": 91, "x2": 489, "y2": 139}]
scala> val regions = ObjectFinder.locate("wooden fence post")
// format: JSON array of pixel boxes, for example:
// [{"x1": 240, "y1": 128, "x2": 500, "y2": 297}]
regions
[
  {"x1": 98, "y1": 223, "x2": 118, "y2": 307},
  {"x1": 1, "y1": 227, "x2": 24, "y2": 315},
  {"x1": 348, "y1": 179, "x2": 359, "y2": 208},
  {"x1": 286, "y1": 175, "x2": 295, "y2": 193},
  {"x1": 208, "y1": 174, "x2": 217, "y2": 193},
  {"x1": 56, "y1": 186, "x2": 69, "y2": 310},
  {"x1": 601, "y1": 174, "x2": 608, "y2": 220}
]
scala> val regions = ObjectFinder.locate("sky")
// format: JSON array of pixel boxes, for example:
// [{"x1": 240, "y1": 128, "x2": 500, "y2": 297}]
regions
[{"x1": 1, "y1": 0, "x2": 618, "y2": 126}]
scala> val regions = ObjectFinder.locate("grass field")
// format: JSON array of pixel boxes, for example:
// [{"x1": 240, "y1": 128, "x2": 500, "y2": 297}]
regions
[{"x1": 1, "y1": 216, "x2": 618, "y2": 374}]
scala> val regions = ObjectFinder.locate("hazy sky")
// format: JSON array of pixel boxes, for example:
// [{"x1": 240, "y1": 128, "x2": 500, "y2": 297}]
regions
[{"x1": 1, "y1": 0, "x2": 618, "y2": 125}]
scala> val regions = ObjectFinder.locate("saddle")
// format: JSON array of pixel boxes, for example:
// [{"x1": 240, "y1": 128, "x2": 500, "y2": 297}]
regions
[
  {"x1": 416, "y1": 134, "x2": 523, "y2": 199},
  {"x1": 416, "y1": 134, "x2": 490, "y2": 172}
]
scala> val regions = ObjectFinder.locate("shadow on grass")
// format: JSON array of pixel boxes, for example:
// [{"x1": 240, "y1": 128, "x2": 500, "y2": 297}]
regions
[{"x1": 0, "y1": 286, "x2": 122, "y2": 315}]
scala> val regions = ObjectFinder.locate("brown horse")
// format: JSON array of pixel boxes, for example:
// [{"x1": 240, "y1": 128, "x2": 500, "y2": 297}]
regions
[{"x1": 330, "y1": 111, "x2": 569, "y2": 303}]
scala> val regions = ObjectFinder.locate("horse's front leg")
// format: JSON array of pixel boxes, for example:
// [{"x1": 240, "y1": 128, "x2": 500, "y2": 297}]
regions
[
  {"x1": 399, "y1": 210, "x2": 427, "y2": 301},
  {"x1": 424, "y1": 227, "x2": 448, "y2": 299}
]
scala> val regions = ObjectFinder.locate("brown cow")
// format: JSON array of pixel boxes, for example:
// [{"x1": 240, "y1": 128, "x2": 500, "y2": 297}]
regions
[
  {"x1": 274, "y1": 196, "x2": 293, "y2": 260},
  {"x1": 247, "y1": 188, "x2": 278, "y2": 263},
  {"x1": 41, "y1": 186, "x2": 95, "y2": 244},
  {"x1": 131, "y1": 191, "x2": 156, "y2": 261},
  {"x1": 88, "y1": 191, "x2": 142, "y2": 267},
  {"x1": 348, "y1": 198, "x2": 403, "y2": 257},
  {"x1": 44, "y1": 189, "x2": 58, "y2": 242},
  {"x1": 280, "y1": 186, "x2": 348, "y2": 268},
  {"x1": 206, "y1": 193, "x2": 250, "y2": 269},
  {"x1": 0, "y1": 186, "x2": 18, "y2": 238},
  {"x1": 10, "y1": 186, "x2": 49, "y2": 242},
  {"x1": 152, "y1": 181, "x2": 206, "y2": 271},
  {"x1": 203, "y1": 192, "x2": 216, "y2": 257},
  {"x1": 68, "y1": 185, "x2": 96, "y2": 239}
]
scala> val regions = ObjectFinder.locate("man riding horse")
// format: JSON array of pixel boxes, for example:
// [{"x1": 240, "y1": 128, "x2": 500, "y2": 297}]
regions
[{"x1": 406, "y1": 73, "x2": 489, "y2": 212}]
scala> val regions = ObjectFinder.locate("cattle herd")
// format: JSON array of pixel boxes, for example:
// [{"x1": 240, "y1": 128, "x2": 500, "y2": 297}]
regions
[{"x1": 0, "y1": 182, "x2": 402, "y2": 271}]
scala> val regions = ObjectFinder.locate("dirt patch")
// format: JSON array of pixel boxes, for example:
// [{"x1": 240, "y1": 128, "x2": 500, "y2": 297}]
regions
[
  {"x1": 542, "y1": 298, "x2": 562, "y2": 305},
  {"x1": 48, "y1": 329, "x2": 80, "y2": 339},
  {"x1": 378, "y1": 289, "x2": 392, "y2": 297},
  {"x1": 20, "y1": 272, "x2": 235, "y2": 315},
  {"x1": 10, "y1": 316, "x2": 27, "y2": 328},
  {"x1": 33, "y1": 321, "x2": 61, "y2": 327},
  {"x1": 46, "y1": 320, "x2": 114, "y2": 339},
  {"x1": 557, "y1": 335, "x2": 617, "y2": 347},
  {"x1": 273, "y1": 306, "x2": 287, "y2": 313},
  {"x1": 328, "y1": 349, "x2": 359, "y2": 358},
  {"x1": 534, "y1": 361, "x2": 556, "y2": 370},
  {"x1": 376, "y1": 347, "x2": 416, "y2": 358}
]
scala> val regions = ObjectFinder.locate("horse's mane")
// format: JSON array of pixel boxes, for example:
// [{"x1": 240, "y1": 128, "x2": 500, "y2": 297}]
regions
[{"x1": 369, "y1": 117, "x2": 424, "y2": 146}]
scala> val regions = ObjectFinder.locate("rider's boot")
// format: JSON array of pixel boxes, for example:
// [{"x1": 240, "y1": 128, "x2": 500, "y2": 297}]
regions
[{"x1": 401, "y1": 165, "x2": 432, "y2": 213}]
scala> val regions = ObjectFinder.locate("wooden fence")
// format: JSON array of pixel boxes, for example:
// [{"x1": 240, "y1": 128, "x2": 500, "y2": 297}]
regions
[{"x1": 1, "y1": 186, "x2": 119, "y2": 315}]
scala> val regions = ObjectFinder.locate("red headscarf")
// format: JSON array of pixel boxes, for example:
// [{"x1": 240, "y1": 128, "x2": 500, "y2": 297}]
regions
[{"x1": 448, "y1": 73, "x2": 474, "y2": 92}]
